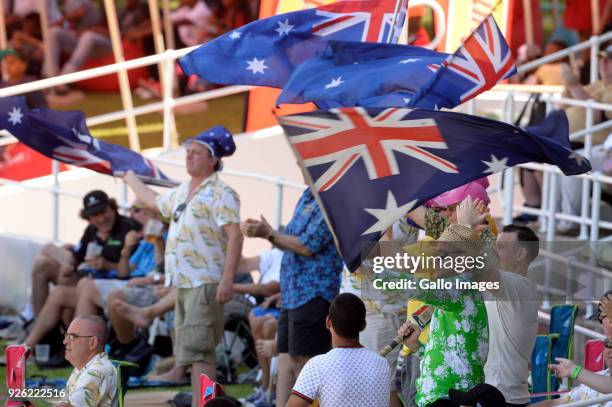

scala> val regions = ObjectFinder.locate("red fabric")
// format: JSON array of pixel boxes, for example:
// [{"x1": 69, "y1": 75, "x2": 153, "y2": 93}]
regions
[
  {"x1": 199, "y1": 374, "x2": 225, "y2": 406},
  {"x1": 584, "y1": 339, "x2": 605, "y2": 372},
  {"x1": 0, "y1": 143, "x2": 68, "y2": 182},
  {"x1": 75, "y1": 39, "x2": 150, "y2": 92},
  {"x1": 5, "y1": 345, "x2": 30, "y2": 392},
  {"x1": 564, "y1": 0, "x2": 607, "y2": 32},
  {"x1": 410, "y1": 26, "x2": 431, "y2": 46}
]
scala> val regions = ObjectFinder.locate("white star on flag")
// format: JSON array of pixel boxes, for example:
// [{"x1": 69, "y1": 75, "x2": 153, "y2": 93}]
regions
[
  {"x1": 568, "y1": 151, "x2": 588, "y2": 167},
  {"x1": 275, "y1": 19, "x2": 294, "y2": 36},
  {"x1": 7, "y1": 107, "x2": 23, "y2": 126},
  {"x1": 361, "y1": 191, "x2": 417, "y2": 235},
  {"x1": 403, "y1": 97, "x2": 411, "y2": 104},
  {"x1": 246, "y1": 58, "x2": 268, "y2": 74},
  {"x1": 229, "y1": 31, "x2": 241, "y2": 40},
  {"x1": 399, "y1": 58, "x2": 420, "y2": 64},
  {"x1": 324, "y1": 77, "x2": 344, "y2": 89},
  {"x1": 482, "y1": 154, "x2": 510, "y2": 174}
]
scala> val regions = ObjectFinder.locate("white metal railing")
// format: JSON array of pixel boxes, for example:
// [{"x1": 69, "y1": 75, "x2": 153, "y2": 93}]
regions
[{"x1": 0, "y1": 29, "x2": 610, "y2": 260}]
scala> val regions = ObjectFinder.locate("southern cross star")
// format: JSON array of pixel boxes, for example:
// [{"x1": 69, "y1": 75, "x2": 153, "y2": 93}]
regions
[
  {"x1": 275, "y1": 19, "x2": 294, "y2": 36},
  {"x1": 324, "y1": 77, "x2": 344, "y2": 89},
  {"x1": 362, "y1": 191, "x2": 417, "y2": 235},
  {"x1": 246, "y1": 58, "x2": 268, "y2": 74},
  {"x1": 229, "y1": 31, "x2": 242, "y2": 40},
  {"x1": 482, "y1": 154, "x2": 510, "y2": 174},
  {"x1": 399, "y1": 58, "x2": 421, "y2": 64},
  {"x1": 7, "y1": 107, "x2": 23, "y2": 126}
]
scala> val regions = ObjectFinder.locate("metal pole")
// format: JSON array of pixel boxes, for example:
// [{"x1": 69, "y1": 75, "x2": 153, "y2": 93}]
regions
[
  {"x1": 468, "y1": 99, "x2": 476, "y2": 115},
  {"x1": 540, "y1": 171, "x2": 550, "y2": 233},
  {"x1": 543, "y1": 174, "x2": 558, "y2": 310},
  {"x1": 102, "y1": 0, "x2": 141, "y2": 152},
  {"x1": 162, "y1": 51, "x2": 177, "y2": 150},
  {"x1": 522, "y1": 0, "x2": 534, "y2": 44},
  {"x1": 162, "y1": 0, "x2": 176, "y2": 50},
  {"x1": 274, "y1": 177, "x2": 285, "y2": 230},
  {"x1": 590, "y1": 36, "x2": 599, "y2": 84},
  {"x1": 579, "y1": 102, "x2": 594, "y2": 239},
  {"x1": 52, "y1": 159, "x2": 60, "y2": 242},
  {"x1": 502, "y1": 92, "x2": 515, "y2": 225},
  {"x1": 39, "y1": 0, "x2": 52, "y2": 83},
  {"x1": 146, "y1": 0, "x2": 167, "y2": 87},
  {"x1": 0, "y1": 0, "x2": 8, "y2": 79},
  {"x1": 591, "y1": 173, "x2": 602, "y2": 241}
]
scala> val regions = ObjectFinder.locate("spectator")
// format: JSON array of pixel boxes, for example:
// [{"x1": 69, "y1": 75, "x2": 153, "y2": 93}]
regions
[
  {"x1": 541, "y1": 342, "x2": 612, "y2": 405},
  {"x1": 43, "y1": 0, "x2": 103, "y2": 80},
  {"x1": 171, "y1": 0, "x2": 217, "y2": 47},
  {"x1": 524, "y1": 41, "x2": 568, "y2": 86},
  {"x1": 407, "y1": 6, "x2": 430, "y2": 46},
  {"x1": 557, "y1": 45, "x2": 612, "y2": 233},
  {"x1": 0, "y1": 48, "x2": 46, "y2": 108},
  {"x1": 285, "y1": 293, "x2": 391, "y2": 407},
  {"x1": 478, "y1": 223, "x2": 540, "y2": 406},
  {"x1": 241, "y1": 184, "x2": 343, "y2": 407},
  {"x1": 238, "y1": 248, "x2": 283, "y2": 405},
  {"x1": 29, "y1": 190, "x2": 139, "y2": 317},
  {"x1": 395, "y1": 220, "x2": 490, "y2": 407},
  {"x1": 56, "y1": 315, "x2": 118, "y2": 407},
  {"x1": 123, "y1": 125, "x2": 242, "y2": 407},
  {"x1": 210, "y1": 0, "x2": 254, "y2": 35},
  {"x1": 3, "y1": 0, "x2": 62, "y2": 38},
  {"x1": 9, "y1": 12, "x2": 45, "y2": 78},
  {"x1": 72, "y1": 209, "x2": 164, "y2": 317}
]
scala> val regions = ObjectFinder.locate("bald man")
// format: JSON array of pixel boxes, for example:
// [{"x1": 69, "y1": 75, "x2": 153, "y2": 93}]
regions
[{"x1": 57, "y1": 315, "x2": 118, "y2": 407}]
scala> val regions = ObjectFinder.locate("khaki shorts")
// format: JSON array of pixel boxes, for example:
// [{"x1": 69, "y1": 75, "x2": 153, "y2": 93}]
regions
[{"x1": 175, "y1": 284, "x2": 224, "y2": 367}]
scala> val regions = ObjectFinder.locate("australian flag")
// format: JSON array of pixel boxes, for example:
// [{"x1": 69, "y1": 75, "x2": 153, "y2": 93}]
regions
[
  {"x1": 277, "y1": 40, "x2": 449, "y2": 107},
  {"x1": 178, "y1": 0, "x2": 408, "y2": 89},
  {"x1": 0, "y1": 96, "x2": 168, "y2": 180},
  {"x1": 410, "y1": 14, "x2": 517, "y2": 109},
  {"x1": 278, "y1": 14, "x2": 515, "y2": 110},
  {"x1": 277, "y1": 107, "x2": 591, "y2": 271}
]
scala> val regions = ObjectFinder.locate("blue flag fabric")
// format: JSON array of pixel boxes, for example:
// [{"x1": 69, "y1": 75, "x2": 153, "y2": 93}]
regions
[
  {"x1": 0, "y1": 96, "x2": 168, "y2": 180},
  {"x1": 277, "y1": 40, "x2": 449, "y2": 107},
  {"x1": 409, "y1": 15, "x2": 517, "y2": 109},
  {"x1": 178, "y1": 0, "x2": 407, "y2": 89},
  {"x1": 277, "y1": 108, "x2": 590, "y2": 271}
]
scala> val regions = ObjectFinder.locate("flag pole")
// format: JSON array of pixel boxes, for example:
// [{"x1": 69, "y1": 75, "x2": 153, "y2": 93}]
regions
[
  {"x1": 113, "y1": 171, "x2": 180, "y2": 188},
  {"x1": 386, "y1": 0, "x2": 408, "y2": 43}
]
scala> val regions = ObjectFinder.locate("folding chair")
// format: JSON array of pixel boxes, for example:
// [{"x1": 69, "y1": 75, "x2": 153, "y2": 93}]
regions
[
  {"x1": 110, "y1": 359, "x2": 139, "y2": 407},
  {"x1": 5, "y1": 344, "x2": 32, "y2": 407}
]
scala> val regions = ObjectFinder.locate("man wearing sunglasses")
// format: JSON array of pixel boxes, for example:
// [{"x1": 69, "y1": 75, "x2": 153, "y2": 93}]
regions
[
  {"x1": 123, "y1": 125, "x2": 242, "y2": 407},
  {"x1": 56, "y1": 315, "x2": 117, "y2": 407}
]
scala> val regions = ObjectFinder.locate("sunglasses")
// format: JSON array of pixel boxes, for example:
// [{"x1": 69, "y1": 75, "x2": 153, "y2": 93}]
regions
[
  {"x1": 173, "y1": 203, "x2": 187, "y2": 222},
  {"x1": 65, "y1": 333, "x2": 95, "y2": 341}
]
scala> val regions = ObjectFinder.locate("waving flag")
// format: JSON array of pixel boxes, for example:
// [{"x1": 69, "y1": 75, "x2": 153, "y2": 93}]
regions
[
  {"x1": 277, "y1": 40, "x2": 448, "y2": 107},
  {"x1": 178, "y1": 0, "x2": 408, "y2": 89},
  {"x1": 0, "y1": 96, "x2": 168, "y2": 181},
  {"x1": 278, "y1": 108, "x2": 590, "y2": 271},
  {"x1": 410, "y1": 14, "x2": 516, "y2": 109}
]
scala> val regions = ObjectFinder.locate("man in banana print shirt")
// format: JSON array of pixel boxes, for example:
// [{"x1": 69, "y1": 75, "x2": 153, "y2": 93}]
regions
[{"x1": 123, "y1": 125, "x2": 243, "y2": 407}]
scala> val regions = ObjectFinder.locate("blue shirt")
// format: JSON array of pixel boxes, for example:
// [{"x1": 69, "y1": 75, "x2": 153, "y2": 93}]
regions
[
  {"x1": 129, "y1": 240, "x2": 156, "y2": 278},
  {"x1": 280, "y1": 189, "x2": 343, "y2": 309}
]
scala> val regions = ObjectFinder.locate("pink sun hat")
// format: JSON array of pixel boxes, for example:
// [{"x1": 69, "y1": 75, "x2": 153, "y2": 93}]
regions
[{"x1": 426, "y1": 177, "x2": 490, "y2": 208}]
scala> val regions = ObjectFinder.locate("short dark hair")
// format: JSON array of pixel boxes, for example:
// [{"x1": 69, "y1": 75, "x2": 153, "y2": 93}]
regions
[
  {"x1": 77, "y1": 315, "x2": 108, "y2": 351},
  {"x1": 502, "y1": 224, "x2": 540, "y2": 263},
  {"x1": 329, "y1": 293, "x2": 366, "y2": 339}
]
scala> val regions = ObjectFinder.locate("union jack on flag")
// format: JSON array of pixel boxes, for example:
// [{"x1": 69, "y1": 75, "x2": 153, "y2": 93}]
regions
[
  {"x1": 278, "y1": 107, "x2": 589, "y2": 271},
  {"x1": 410, "y1": 14, "x2": 516, "y2": 109},
  {"x1": 179, "y1": 0, "x2": 409, "y2": 88},
  {"x1": 280, "y1": 107, "x2": 458, "y2": 192}
]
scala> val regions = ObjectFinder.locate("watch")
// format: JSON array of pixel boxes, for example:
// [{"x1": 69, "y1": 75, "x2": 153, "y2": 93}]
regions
[{"x1": 267, "y1": 232, "x2": 276, "y2": 244}]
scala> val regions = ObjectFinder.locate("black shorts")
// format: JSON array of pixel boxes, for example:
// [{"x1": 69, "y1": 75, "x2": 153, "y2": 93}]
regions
[{"x1": 277, "y1": 296, "x2": 331, "y2": 357}]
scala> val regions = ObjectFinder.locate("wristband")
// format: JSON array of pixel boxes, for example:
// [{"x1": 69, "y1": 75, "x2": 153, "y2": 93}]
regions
[{"x1": 571, "y1": 365, "x2": 583, "y2": 380}]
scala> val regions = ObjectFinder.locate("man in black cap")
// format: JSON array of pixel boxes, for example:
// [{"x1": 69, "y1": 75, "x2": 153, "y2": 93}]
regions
[
  {"x1": 29, "y1": 189, "x2": 140, "y2": 317},
  {"x1": 123, "y1": 125, "x2": 242, "y2": 407}
]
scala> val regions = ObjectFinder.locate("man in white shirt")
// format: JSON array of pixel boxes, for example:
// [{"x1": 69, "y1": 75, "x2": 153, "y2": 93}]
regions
[
  {"x1": 286, "y1": 293, "x2": 390, "y2": 407},
  {"x1": 57, "y1": 315, "x2": 118, "y2": 407},
  {"x1": 484, "y1": 224, "x2": 540, "y2": 407}
]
